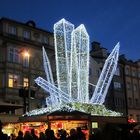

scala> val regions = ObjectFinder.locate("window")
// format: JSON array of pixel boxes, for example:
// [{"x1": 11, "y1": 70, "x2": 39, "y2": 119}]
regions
[
  {"x1": 92, "y1": 122, "x2": 98, "y2": 128},
  {"x1": 23, "y1": 78, "x2": 29, "y2": 87},
  {"x1": 128, "y1": 97, "x2": 132, "y2": 106},
  {"x1": 138, "y1": 72, "x2": 140, "y2": 78},
  {"x1": 114, "y1": 82, "x2": 121, "y2": 89},
  {"x1": 135, "y1": 99, "x2": 139, "y2": 106},
  {"x1": 8, "y1": 25, "x2": 17, "y2": 35},
  {"x1": 23, "y1": 55, "x2": 29, "y2": 67},
  {"x1": 125, "y1": 67, "x2": 130, "y2": 75},
  {"x1": 23, "y1": 30, "x2": 31, "y2": 39},
  {"x1": 8, "y1": 74, "x2": 19, "y2": 88},
  {"x1": 8, "y1": 47, "x2": 20, "y2": 63},
  {"x1": 127, "y1": 82, "x2": 131, "y2": 90},
  {"x1": 133, "y1": 84, "x2": 137, "y2": 91},
  {"x1": 115, "y1": 67, "x2": 120, "y2": 76},
  {"x1": 132, "y1": 70, "x2": 136, "y2": 77},
  {"x1": 43, "y1": 36, "x2": 48, "y2": 44},
  {"x1": 115, "y1": 98, "x2": 119, "y2": 106}
]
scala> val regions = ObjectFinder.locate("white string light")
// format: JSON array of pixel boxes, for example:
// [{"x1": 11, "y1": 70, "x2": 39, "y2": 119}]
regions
[{"x1": 25, "y1": 19, "x2": 121, "y2": 117}]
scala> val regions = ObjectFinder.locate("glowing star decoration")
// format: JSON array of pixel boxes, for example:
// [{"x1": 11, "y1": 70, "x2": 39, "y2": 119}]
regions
[
  {"x1": 32, "y1": 18, "x2": 120, "y2": 116},
  {"x1": 90, "y1": 43, "x2": 120, "y2": 104}
]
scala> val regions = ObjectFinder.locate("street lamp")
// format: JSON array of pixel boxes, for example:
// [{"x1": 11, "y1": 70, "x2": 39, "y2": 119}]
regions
[
  {"x1": 23, "y1": 51, "x2": 30, "y2": 58},
  {"x1": 19, "y1": 49, "x2": 31, "y2": 113}
]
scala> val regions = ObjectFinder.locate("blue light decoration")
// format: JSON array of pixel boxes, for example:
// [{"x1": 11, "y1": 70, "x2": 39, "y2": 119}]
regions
[{"x1": 26, "y1": 19, "x2": 121, "y2": 116}]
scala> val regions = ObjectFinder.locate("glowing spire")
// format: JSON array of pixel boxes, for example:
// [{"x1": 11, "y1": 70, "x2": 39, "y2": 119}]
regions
[
  {"x1": 90, "y1": 42, "x2": 120, "y2": 104},
  {"x1": 42, "y1": 46, "x2": 54, "y2": 85},
  {"x1": 54, "y1": 18, "x2": 74, "y2": 94},
  {"x1": 70, "y1": 24, "x2": 89, "y2": 102}
]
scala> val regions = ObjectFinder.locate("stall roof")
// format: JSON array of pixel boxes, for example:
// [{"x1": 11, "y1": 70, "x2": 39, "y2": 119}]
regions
[{"x1": 47, "y1": 110, "x2": 90, "y2": 116}]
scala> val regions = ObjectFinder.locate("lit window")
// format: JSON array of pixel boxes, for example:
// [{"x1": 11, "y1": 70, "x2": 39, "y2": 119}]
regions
[
  {"x1": 23, "y1": 78, "x2": 29, "y2": 87},
  {"x1": 8, "y1": 47, "x2": 20, "y2": 63},
  {"x1": 92, "y1": 122, "x2": 98, "y2": 128},
  {"x1": 8, "y1": 74, "x2": 19, "y2": 88},
  {"x1": 23, "y1": 30, "x2": 30, "y2": 39},
  {"x1": 8, "y1": 26, "x2": 17, "y2": 35},
  {"x1": 114, "y1": 82, "x2": 121, "y2": 89}
]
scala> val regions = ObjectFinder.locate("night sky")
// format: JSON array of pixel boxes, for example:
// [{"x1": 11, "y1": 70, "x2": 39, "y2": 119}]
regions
[{"x1": 0, "y1": 0, "x2": 140, "y2": 60}]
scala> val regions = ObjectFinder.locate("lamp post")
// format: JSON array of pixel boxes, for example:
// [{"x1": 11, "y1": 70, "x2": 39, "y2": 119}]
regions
[
  {"x1": 24, "y1": 50, "x2": 31, "y2": 112},
  {"x1": 21, "y1": 50, "x2": 31, "y2": 113}
]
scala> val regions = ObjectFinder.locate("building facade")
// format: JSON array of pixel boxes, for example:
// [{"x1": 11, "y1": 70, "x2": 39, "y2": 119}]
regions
[
  {"x1": 0, "y1": 17, "x2": 56, "y2": 123},
  {"x1": 120, "y1": 55, "x2": 140, "y2": 122}
]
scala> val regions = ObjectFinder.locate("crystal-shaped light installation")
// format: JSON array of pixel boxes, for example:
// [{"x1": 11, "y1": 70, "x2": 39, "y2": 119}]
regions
[
  {"x1": 54, "y1": 19, "x2": 74, "y2": 95},
  {"x1": 42, "y1": 46, "x2": 54, "y2": 85},
  {"x1": 90, "y1": 42, "x2": 120, "y2": 104},
  {"x1": 34, "y1": 18, "x2": 120, "y2": 108},
  {"x1": 70, "y1": 25, "x2": 89, "y2": 103},
  {"x1": 42, "y1": 46, "x2": 57, "y2": 105},
  {"x1": 35, "y1": 77, "x2": 79, "y2": 103}
]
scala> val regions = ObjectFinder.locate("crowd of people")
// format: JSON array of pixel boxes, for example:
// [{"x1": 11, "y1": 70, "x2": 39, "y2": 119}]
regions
[
  {"x1": 0, "y1": 120, "x2": 86, "y2": 140},
  {"x1": 1, "y1": 120, "x2": 140, "y2": 140}
]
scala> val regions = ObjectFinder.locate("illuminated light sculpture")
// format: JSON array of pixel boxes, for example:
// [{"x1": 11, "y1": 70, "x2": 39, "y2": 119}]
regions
[
  {"x1": 29, "y1": 18, "x2": 121, "y2": 117},
  {"x1": 70, "y1": 25, "x2": 89, "y2": 102},
  {"x1": 90, "y1": 43, "x2": 120, "y2": 104},
  {"x1": 35, "y1": 77, "x2": 79, "y2": 103},
  {"x1": 54, "y1": 18, "x2": 74, "y2": 94},
  {"x1": 42, "y1": 47, "x2": 58, "y2": 105}
]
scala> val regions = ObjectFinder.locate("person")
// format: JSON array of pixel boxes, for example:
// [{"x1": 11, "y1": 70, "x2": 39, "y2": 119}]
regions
[
  {"x1": 24, "y1": 131, "x2": 33, "y2": 140},
  {"x1": 45, "y1": 128, "x2": 51, "y2": 140},
  {"x1": 49, "y1": 130, "x2": 57, "y2": 140},
  {"x1": 67, "y1": 128, "x2": 77, "y2": 140},
  {"x1": 15, "y1": 131, "x2": 23, "y2": 140},
  {"x1": 59, "y1": 129, "x2": 67, "y2": 140},
  {"x1": 39, "y1": 132, "x2": 46, "y2": 140},
  {"x1": 31, "y1": 129, "x2": 39, "y2": 140},
  {"x1": 76, "y1": 127, "x2": 86, "y2": 140},
  {"x1": 131, "y1": 129, "x2": 140, "y2": 140}
]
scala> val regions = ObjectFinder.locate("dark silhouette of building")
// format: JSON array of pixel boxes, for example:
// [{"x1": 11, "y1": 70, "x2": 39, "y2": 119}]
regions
[{"x1": 0, "y1": 17, "x2": 56, "y2": 123}]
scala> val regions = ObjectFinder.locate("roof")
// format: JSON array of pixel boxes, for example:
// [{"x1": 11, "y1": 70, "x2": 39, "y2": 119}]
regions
[
  {"x1": 0, "y1": 17, "x2": 53, "y2": 35},
  {"x1": 47, "y1": 110, "x2": 90, "y2": 116}
]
